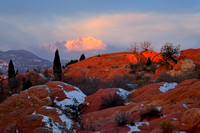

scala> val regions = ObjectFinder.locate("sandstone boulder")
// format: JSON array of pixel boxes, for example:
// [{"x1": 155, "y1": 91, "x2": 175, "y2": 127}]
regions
[
  {"x1": 45, "y1": 81, "x2": 86, "y2": 110},
  {"x1": 181, "y1": 108, "x2": 200, "y2": 125},
  {"x1": 0, "y1": 85, "x2": 52, "y2": 132}
]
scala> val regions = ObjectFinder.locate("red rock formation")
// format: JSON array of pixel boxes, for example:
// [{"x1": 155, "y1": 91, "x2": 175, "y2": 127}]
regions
[
  {"x1": 0, "y1": 85, "x2": 52, "y2": 132},
  {"x1": 180, "y1": 48, "x2": 200, "y2": 65}
]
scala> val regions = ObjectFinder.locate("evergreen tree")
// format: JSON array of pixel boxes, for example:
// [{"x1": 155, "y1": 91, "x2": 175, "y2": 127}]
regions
[
  {"x1": 146, "y1": 57, "x2": 152, "y2": 66},
  {"x1": 53, "y1": 49, "x2": 62, "y2": 81},
  {"x1": 22, "y1": 78, "x2": 32, "y2": 90},
  {"x1": 8, "y1": 60, "x2": 16, "y2": 79},
  {"x1": 79, "y1": 54, "x2": 86, "y2": 61}
]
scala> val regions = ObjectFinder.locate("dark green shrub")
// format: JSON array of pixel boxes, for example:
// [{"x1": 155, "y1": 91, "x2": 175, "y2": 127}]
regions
[
  {"x1": 65, "y1": 59, "x2": 78, "y2": 68},
  {"x1": 22, "y1": 78, "x2": 32, "y2": 91},
  {"x1": 146, "y1": 57, "x2": 152, "y2": 66},
  {"x1": 65, "y1": 98, "x2": 80, "y2": 120}
]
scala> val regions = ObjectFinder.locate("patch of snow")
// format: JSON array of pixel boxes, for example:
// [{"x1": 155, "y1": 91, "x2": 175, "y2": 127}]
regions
[
  {"x1": 38, "y1": 73, "x2": 48, "y2": 81},
  {"x1": 32, "y1": 59, "x2": 42, "y2": 62},
  {"x1": 161, "y1": 115, "x2": 167, "y2": 118},
  {"x1": 157, "y1": 107, "x2": 162, "y2": 111},
  {"x1": 32, "y1": 111, "x2": 36, "y2": 115},
  {"x1": 125, "y1": 102, "x2": 131, "y2": 105},
  {"x1": 41, "y1": 114, "x2": 64, "y2": 133},
  {"x1": 183, "y1": 104, "x2": 188, "y2": 109},
  {"x1": 116, "y1": 88, "x2": 131, "y2": 100},
  {"x1": 87, "y1": 102, "x2": 90, "y2": 106},
  {"x1": 182, "y1": 123, "x2": 185, "y2": 125},
  {"x1": 28, "y1": 96, "x2": 30, "y2": 99},
  {"x1": 42, "y1": 106, "x2": 73, "y2": 130},
  {"x1": 16, "y1": 129, "x2": 18, "y2": 133},
  {"x1": 43, "y1": 106, "x2": 55, "y2": 110},
  {"x1": 46, "y1": 96, "x2": 51, "y2": 100},
  {"x1": 127, "y1": 122, "x2": 149, "y2": 132},
  {"x1": 54, "y1": 83, "x2": 86, "y2": 110},
  {"x1": 173, "y1": 118, "x2": 178, "y2": 120},
  {"x1": 159, "y1": 82, "x2": 178, "y2": 93},
  {"x1": 59, "y1": 113, "x2": 73, "y2": 130},
  {"x1": 141, "y1": 104, "x2": 144, "y2": 107},
  {"x1": 44, "y1": 85, "x2": 52, "y2": 95}
]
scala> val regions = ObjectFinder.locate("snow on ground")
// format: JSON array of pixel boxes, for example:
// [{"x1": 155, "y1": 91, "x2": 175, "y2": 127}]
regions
[
  {"x1": 35, "y1": 106, "x2": 74, "y2": 131},
  {"x1": 127, "y1": 122, "x2": 149, "y2": 132},
  {"x1": 157, "y1": 107, "x2": 162, "y2": 111},
  {"x1": 159, "y1": 82, "x2": 178, "y2": 93},
  {"x1": 54, "y1": 83, "x2": 86, "y2": 110},
  {"x1": 116, "y1": 88, "x2": 131, "y2": 100},
  {"x1": 173, "y1": 118, "x2": 178, "y2": 120},
  {"x1": 183, "y1": 104, "x2": 188, "y2": 109},
  {"x1": 41, "y1": 114, "x2": 65, "y2": 133},
  {"x1": 44, "y1": 85, "x2": 52, "y2": 94},
  {"x1": 38, "y1": 73, "x2": 49, "y2": 81}
]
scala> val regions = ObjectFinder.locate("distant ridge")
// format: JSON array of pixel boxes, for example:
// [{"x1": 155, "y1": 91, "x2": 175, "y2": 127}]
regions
[{"x1": 0, "y1": 49, "x2": 52, "y2": 75}]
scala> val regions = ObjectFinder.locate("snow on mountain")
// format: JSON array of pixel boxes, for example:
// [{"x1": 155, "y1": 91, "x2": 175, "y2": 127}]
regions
[{"x1": 36, "y1": 37, "x2": 119, "y2": 61}]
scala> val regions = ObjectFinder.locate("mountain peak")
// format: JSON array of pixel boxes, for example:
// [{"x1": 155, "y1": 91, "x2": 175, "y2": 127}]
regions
[{"x1": 65, "y1": 37, "x2": 107, "y2": 52}]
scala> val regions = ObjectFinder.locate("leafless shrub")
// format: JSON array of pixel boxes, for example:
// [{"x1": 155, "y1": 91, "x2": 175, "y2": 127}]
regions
[
  {"x1": 128, "y1": 41, "x2": 153, "y2": 53},
  {"x1": 140, "y1": 105, "x2": 162, "y2": 121},
  {"x1": 128, "y1": 42, "x2": 139, "y2": 52},
  {"x1": 100, "y1": 92, "x2": 125, "y2": 110},
  {"x1": 81, "y1": 118, "x2": 96, "y2": 131},
  {"x1": 160, "y1": 120, "x2": 175, "y2": 133},
  {"x1": 157, "y1": 71, "x2": 199, "y2": 83},
  {"x1": 140, "y1": 41, "x2": 153, "y2": 52},
  {"x1": 115, "y1": 111, "x2": 129, "y2": 126}
]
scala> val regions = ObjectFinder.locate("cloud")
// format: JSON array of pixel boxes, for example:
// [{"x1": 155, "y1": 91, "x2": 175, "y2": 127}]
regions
[{"x1": 0, "y1": 12, "x2": 200, "y2": 52}]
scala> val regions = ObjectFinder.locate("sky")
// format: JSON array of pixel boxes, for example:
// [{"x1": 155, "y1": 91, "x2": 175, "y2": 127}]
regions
[{"x1": 0, "y1": 0, "x2": 200, "y2": 52}]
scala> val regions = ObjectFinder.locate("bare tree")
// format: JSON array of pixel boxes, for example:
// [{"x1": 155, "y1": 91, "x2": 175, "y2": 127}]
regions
[
  {"x1": 160, "y1": 43, "x2": 180, "y2": 64},
  {"x1": 140, "y1": 41, "x2": 153, "y2": 52},
  {"x1": 128, "y1": 42, "x2": 139, "y2": 53}
]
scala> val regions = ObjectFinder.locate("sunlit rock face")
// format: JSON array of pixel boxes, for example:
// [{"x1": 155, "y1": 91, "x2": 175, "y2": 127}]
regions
[{"x1": 65, "y1": 37, "x2": 107, "y2": 51}]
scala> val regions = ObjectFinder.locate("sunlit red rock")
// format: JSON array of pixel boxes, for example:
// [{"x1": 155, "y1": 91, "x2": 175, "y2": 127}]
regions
[
  {"x1": 0, "y1": 85, "x2": 52, "y2": 132},
  {"x1": 150, "y1": 79, "x2": 200, "y2": 106},
  {"x1": 80, "y1": 88, "x2": 130, "y2": 114},
  {"x1": 141, "y1": 50, "x2": 163, "y2": 63},
  {"x1": 180, "y1": 48, "x2": 200, "y2": 65},
  {"x1": 128, "y1": 82, "x2": 165, "y2": 103}
]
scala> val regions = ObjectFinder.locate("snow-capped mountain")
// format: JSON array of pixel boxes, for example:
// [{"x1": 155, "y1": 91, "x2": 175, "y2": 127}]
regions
[
  {"x1": 0, "y1": 50, "x2": 52, "y2": 75},
  {"x1": 34, "y1": 37, "x2": 119, "y2": 61}
]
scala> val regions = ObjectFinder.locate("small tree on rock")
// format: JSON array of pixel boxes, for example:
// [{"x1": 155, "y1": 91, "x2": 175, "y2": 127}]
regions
[
  {"x1": 53, "y1": 49, "x2": 62, "y2": 81},
  {"x1": 128, "y1": 42, "x2": 139, "y2": 53},
  {"x1": 160, "y1": 43, "x2": 180, "y2": 64},
  {"x1": 79, "y1": 54, "x2": 86, "y2": 61},
  {"x1": 146, "y1": 57, "x2": 152, "y2": 66},
  {"x1": 140, "y1": 41, "x2": 153, "y2": 52}
]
